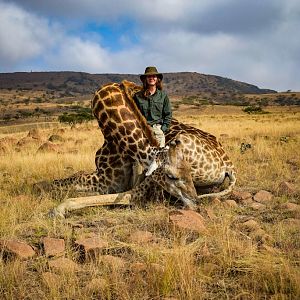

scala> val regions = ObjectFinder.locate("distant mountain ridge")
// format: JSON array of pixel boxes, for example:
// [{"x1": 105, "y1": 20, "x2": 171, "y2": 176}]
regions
[{"x1": 0, "y1": 71, "x2": 276, "y2": 98}]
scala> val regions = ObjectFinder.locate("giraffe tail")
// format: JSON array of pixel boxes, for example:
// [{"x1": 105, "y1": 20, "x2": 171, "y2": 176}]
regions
[{"x1": 196, "y1": 169, "x2": 237, "y2": 200}]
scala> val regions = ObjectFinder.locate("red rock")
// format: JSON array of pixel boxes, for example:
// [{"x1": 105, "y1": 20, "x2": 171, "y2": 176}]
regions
[
  {"x1": 75, "y1": 236, "x2": 108, "y2": 261},
  {"x1": 249, "y1": 202, "x2": 266, "y2": 211},
  {"x1": 169, "y1": 210, "x2": 206, "y2": 233},
  {"x1": 211, "y1": 198, "x2": 222, "y2": 207},
  {"x1": 280, "y1": 202, "x2": 300, "y2": 212},
  {"x1": 239, "y1": 220, "x2": 261, "y2": 232},
  {"x1": 0, "y1": 239, "x2": 35, "y2": 260},
  {"x1": 27, "y1": 128, "x2": 41, "y2": 139},
  {"x1": 240, "y1": 197, "x2": 254, "y2": 205},
  {"x1": 231, "y1": 190, "x2": 252, "y2": 201},
  {"x1": 223, "y1": 199, "x2": 238, "y2": 208},
  {"x1": 37, "y1": 142, "x2": 60, "y2": 153},
  {"x1": 253, "y1": 190, "x2": 273, "y2": 204},
  {"x1": 42, "y1": 237, "x2": 65, "y2": 257}
]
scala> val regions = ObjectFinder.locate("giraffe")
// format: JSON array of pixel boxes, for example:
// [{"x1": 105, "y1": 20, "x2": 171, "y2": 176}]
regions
[{"x1": 45, "y1": 80, "x2": 236, "y2": 217}]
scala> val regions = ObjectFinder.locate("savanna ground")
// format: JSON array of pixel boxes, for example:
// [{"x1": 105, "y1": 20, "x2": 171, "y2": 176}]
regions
[{"x1": 0, "y1": 104, "x2": 300, "y2": 299}]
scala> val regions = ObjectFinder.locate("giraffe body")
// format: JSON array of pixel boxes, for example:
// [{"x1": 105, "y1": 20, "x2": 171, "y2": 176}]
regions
[{"x1": 46, "y1": 81, "x2": 236, "y2": 216}]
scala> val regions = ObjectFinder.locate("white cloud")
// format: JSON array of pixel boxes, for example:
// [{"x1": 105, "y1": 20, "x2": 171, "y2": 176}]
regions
[
  {"x1": 46, "y1": 37, "x2": 112, "y2": 73},
  {"x1": 0, "y1": 2, "x2": 55, "y2": 68}
]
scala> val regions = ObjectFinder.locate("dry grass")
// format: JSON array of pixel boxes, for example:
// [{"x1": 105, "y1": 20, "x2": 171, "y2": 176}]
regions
[{"x1": 0, "y1": 106, "x2": 300, "y2": 299}]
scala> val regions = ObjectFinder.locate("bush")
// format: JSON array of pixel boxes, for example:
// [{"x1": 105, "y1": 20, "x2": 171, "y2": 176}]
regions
[
  {"x1": 58, "y1": 108, "x2": 93, "y2": 125},
  {"x1": 242, "y1": 105, "x2": 268, "y2": 114}
]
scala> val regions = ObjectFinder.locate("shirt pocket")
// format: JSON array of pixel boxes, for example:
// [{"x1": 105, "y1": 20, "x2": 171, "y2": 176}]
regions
[
  {"x1": 139, "y1": 102, "x2": 149, "y2": 115},
  {"x1": 152, "y1": 98, "x2": 163, "y2": 115}
]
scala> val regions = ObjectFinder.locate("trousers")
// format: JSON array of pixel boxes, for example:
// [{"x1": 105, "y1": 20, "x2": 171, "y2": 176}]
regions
[{"x1": 151, "y1": 124, "x2": 165, "y2": 147}]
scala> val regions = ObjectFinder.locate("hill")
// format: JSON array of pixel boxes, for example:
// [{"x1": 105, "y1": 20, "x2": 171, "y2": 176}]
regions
[
  {"x1": 0, "y1": 71, "x2": 276, "y2": 100},
  {"x1": 0, "y1": 71, "x2": 299, "y2": 126}
]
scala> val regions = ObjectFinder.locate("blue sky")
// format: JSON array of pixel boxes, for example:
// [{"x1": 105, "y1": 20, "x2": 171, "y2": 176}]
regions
[{"x1": 1, "y1": 0, "x2": 300, "y2": 91}]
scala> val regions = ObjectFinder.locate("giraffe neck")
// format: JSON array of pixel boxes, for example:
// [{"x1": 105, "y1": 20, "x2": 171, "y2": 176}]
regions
[{"x1": 92, "y1": 81, "x2": 161, "y2": 171}]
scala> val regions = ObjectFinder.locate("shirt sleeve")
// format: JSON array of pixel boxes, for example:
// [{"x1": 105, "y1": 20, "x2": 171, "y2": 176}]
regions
[{"x1": 161, "y1": 93, "x2": 172, "y2": 132}]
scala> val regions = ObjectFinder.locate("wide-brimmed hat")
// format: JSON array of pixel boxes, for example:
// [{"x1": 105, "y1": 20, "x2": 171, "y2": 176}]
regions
[{"x1": 140, "y1": 66, "x2": 163, "y2": 81}]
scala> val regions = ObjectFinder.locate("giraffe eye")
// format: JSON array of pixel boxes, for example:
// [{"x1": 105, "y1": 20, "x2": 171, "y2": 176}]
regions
[{"x1": 166, "y1": 173, "x2": 179, "y2": 180}]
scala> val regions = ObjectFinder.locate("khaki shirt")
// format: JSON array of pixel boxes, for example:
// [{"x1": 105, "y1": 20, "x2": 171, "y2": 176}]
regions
[{"x1": 134, "y1": 89, "x2": 172, "y2": 132}]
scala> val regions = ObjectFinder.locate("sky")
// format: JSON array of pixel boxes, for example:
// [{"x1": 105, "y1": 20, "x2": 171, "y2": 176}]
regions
[{"x1": 0, "y1": 0, "x2": 300, "y2": 91}]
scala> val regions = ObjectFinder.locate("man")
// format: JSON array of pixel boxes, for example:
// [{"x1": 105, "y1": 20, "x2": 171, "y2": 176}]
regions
[
  {"x1": 131, "y1": 66, "x2": 172, "y2": 187},
  {"x1": 134, "y1": 66, "x2": 172, "y2": 147}
]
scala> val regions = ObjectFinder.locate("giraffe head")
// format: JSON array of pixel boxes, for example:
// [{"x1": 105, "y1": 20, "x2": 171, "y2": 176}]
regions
[{"x1": 151, "y1": 137, "x2": 197, "y2": 209}]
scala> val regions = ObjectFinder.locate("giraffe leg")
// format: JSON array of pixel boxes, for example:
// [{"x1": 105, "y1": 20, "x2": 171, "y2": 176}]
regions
[
  {"x1": 49, "y1": 193, "x2": 132, "y2": 218},
  {"x1": 33, "y1": 171, "x2": 103, "y2": 196}
]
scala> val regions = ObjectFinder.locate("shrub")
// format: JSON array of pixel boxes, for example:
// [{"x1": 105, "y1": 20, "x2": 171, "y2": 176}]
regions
[
  {"x1": 58, "y1": 108, "x2": 93, "y2": 125},
  {"x1": 242, "y1": 105, "x2": 268, "y2": 114}
]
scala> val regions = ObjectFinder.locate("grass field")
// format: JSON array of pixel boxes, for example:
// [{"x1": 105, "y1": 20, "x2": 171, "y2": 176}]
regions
[{"x1": 0, "y1": 105, "x2": 300, "y2": 299}]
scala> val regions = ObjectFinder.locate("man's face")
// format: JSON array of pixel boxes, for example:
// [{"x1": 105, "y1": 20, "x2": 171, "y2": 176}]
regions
[{"x1": 146, "y1": 75, "x2": 157, "y2": 86}]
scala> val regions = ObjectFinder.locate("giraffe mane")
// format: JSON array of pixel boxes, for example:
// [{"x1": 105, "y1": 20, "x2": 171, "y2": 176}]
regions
[{"x1": 120, "y1": 80, "x2": 160, "y2": 148}]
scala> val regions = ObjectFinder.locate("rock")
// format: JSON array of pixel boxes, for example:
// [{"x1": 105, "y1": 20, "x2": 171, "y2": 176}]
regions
[
  {"x1": 48, "y1": 257, "x2": 80, "y2": 273},
  {"x1": 249, "y1": 202, "x2": 266, "y2": 211},
  {"x1": 239, "y1": 220, "x2": 261, "y2": 232},
  {"x1": 169, "y1": 210, "x2": 207, "y2": 233},
  {"x1": 240, "y1": 197, "x2": 254, "y2": 206},
  {"x1": 280, "y1": 202, "x2": 300, "y2": 212},
  {"x1": 37, "y1": 142, "x2": 60, "y2": 153},
  {"x1": 277, "y1": 181, "x2": 297, "y2": 196},
  {"x1": 42, "y1": 237, "x2": 65, "y2": 257},
  {"x1": 223, "y1": 199, "x2": 238, "y2": 208},
  {"x1": 53, "y1": 128, "x2": 66, "y2": 135},
  {"x1": 211, "y1": 197, "x2": 222, "y2": 207},
  {"x1": 128, "y1": 230, "x2": 154, "y2": 244},
  {"x1": 48, "y1": 134, "x2": 64, "y2": 143},
  {"x1": 27, "y1": 128, "x2": 41, "y2": 139},
  {"x1": 231, "y1": 191, "x2": 252, "y2": 201},
  {"x1": 17, "y1": 137, "x2": 41, "y2": 147},
  {"x1": 75, "y1": 236, "x2": 108, "y2": 261},
  {"x1": 0, "y1": 239, "x2": 35, "y2": 260},
  {"x1": 253, "y1": 190, "x2": 273, "y2": 204}
]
